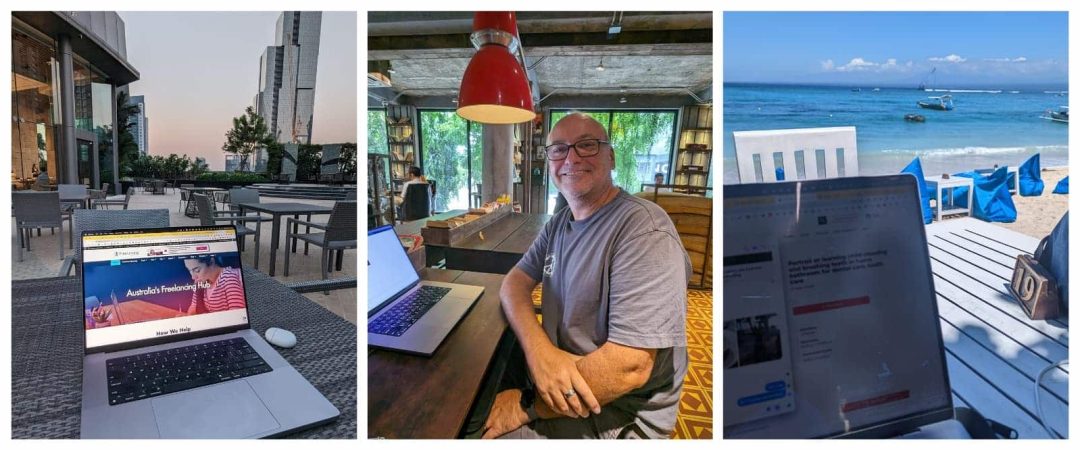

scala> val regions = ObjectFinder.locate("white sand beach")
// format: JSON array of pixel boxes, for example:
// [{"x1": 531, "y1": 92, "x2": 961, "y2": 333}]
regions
[{"x1": 995, "y1": 167, "x2": 1069, "y2": 239}]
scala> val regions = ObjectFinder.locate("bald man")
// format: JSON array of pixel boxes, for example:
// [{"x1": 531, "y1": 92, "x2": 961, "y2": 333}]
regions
[{"x1": 482, "y1": 113, "x2": 691, "y2": 439}]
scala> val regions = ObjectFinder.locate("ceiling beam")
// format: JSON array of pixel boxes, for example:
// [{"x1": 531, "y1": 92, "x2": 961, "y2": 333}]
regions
[{"x1": 368, "y1": 29, "x2": 712, "y2": 60}]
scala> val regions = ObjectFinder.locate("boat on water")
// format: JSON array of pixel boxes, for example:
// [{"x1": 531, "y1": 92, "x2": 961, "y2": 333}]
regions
[
  {"x1": 873, "y1": 88, "x2": 881, "y2": 92},
  {"x1": 851, "y1": 88, "x2": 861, "y2": 92},
  {"x1": 904, "y1": 114, "x2": 926, "y2": 123},
  {"x1": 1040, "y1": 106, "x2": 1068, "y2": 123},
  {"x1": 917, "y1": 95, "x2": 954, "y2": 111}
]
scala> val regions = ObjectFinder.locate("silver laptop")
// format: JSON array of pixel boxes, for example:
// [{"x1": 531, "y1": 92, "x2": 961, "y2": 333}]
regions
[
  {"x1": 723, "y1": 175, "x2": 967, "y2": 438},
  {"x1": 79, "y1": 226, "x2": 339, "y2": 438},
  {"x1": 367, "y1": 225, "x2": 483, "y2": 356}
]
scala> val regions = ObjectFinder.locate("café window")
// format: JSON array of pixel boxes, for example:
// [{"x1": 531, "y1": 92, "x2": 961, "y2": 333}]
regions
[
  {"x1": 546, "y1": 109, "x2": 677, "y2": 212},
  {"x1": 367, "y1": 109, "x2": 388, "y2": 154},
  {"x1": 417, "y1": 110, "x2": 483, "y2": 212}
]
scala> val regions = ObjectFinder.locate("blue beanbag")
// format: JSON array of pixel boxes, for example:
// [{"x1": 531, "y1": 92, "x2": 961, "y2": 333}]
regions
[
  {"x1": 900, "y1": 157, "x2": 933, "y2": 224},
  {"x1": 1018, "y1": 154, "x2": 1044, "y2": 196},
  {"x1": 954, "y1": 167, "x2": 1016, "y2": 222},
  {"x1": 1053, "y1": 176, "x2": 1068, "y2": 194},
  {"x1": 775, "y1": 167, "x2": 785, "y2": 181}
]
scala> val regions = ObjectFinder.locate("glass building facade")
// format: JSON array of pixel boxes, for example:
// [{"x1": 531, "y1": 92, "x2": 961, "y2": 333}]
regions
[{"x1": 11, "y1": 12, "x2": 138, "y2": 191}]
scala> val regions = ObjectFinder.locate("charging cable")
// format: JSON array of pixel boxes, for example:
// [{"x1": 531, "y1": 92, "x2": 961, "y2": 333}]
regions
[{"x1": 1034, "y1": 359, "x2": 1067, "y2": 439}]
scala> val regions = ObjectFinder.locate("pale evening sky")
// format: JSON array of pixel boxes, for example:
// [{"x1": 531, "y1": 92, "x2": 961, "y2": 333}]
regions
[{"x1": 119, "y1": 11, "x2": 357, "y2": 170}]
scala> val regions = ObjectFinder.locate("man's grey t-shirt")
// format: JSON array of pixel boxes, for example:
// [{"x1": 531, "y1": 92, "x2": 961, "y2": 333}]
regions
[{"x1": 516, "y1": 189, "x2": 691, "y2": 438}]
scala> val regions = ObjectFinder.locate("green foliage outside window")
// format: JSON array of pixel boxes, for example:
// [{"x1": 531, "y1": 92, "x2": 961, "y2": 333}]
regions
[
  {"x1": 420, "y1": 111, "x2": 469, "y2": 210},
  {"x1": 368, "y1": 110, "x2": 389, "y2": 154}
]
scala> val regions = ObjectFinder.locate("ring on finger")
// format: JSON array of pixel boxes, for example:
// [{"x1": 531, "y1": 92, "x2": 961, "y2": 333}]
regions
[{"x1": 564, "y1": 388, "x2": 576, "y2": 398}]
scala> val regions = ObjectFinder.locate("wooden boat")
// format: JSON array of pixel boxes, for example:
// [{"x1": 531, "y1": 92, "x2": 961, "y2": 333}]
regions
[{"x1": 917, "y1": 95, "x2": 954, "y2": 111}]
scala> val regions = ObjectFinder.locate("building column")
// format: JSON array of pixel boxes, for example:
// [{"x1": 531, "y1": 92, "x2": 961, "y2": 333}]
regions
[
  {"x1": 57, "y1": 34, "x2": 78, "y2": 185},
  {"x1": 481, "y1": 124, "x2": 514, "y2": 203},
  {"x1": 111, "y1": 85, "x2": 120, "y2": 194}
]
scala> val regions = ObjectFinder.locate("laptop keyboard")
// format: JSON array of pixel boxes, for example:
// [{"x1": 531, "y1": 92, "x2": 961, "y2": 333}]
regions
[
  {"x1": 369, "y1": 286, "x2": 452, "y2": 337},
  {"x1": 106, "y1": 337, "x2": 272, "y2": 406}
]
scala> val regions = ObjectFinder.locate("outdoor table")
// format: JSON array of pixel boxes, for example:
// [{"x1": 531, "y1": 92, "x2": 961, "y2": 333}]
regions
[
  {"x1": 179, "y1": 186, "x2": 225, "y2": 218},
  {"x1": 10, "y1": 268, "x2": 357, "y2": 439},
  {"x1": 925, "y1": 176, "x2": 974, "y2": 222},
  {"x1": 237, "y1": 202, "x2": 333, "y2": 276},
  {"x1": 926, "y1": 218, "x2": 1068, "y2": 438},
  {"x1": 59, "y1": 193, "x2": 91, "y2": 211},
  {"x1": 368, "y1": 269, "x2": 508, "y2": 438}
]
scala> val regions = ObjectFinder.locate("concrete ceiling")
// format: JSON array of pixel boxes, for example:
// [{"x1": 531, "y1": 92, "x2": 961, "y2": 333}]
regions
[{"x1": 368, "y1": 11, "x2": 713, "y2": 100}]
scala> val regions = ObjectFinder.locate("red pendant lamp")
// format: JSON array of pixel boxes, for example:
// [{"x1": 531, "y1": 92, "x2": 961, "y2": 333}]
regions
[{"x1": 457, "y1": 12, "x2": 536, "y2": 124}]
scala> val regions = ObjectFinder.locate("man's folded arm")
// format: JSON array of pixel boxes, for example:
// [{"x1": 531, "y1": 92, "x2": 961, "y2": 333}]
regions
[{"x1": 535, "y1": 342, "x2": 655, "y2": 419}]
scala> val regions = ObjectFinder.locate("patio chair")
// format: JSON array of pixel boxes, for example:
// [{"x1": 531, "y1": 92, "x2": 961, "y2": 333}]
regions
[
  {"x1": 178, "y1": 183, "x2": 195, "y2": 212},
  {"x1": 284, "y1": 201, "x2": 357, "y2": 291},
  {"x1": 95, "y1": 186, "x2": 135, "y2": 210},
  {"x1": 401, "y1": 183, "x2": 432, "y2": 221},
  {"x1": 345, "y1": 189, "x2": 358, "y2": 201},
  {"x1": 13, "y1": 191, "x2": 67, "y2": 262},
  {"x1": 58, "y1": 208, "x2": 170, "y2": 277},
  {"x1": 733, "y1": 126, "x2": 859, "y2": 183},
  {"x1": 194, "y1": 193, "x2": 261, "y2": 268}
]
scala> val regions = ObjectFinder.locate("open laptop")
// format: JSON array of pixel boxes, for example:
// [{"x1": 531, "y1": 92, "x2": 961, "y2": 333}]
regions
[
  {"x1": 367, "y1": 225, "x2": 484, "y2": 356},
  {"x1": 723, "y1": 175, "x2": 968, "y2": 439},
  {"x1": 79, "y1": 226, "x2": 339, "y2": 438}
]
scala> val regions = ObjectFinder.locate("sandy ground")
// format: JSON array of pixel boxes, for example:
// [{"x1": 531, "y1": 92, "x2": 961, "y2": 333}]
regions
[
  {"x1": 994, "y1": 167, "x2": 1069, "y2": 239},
  {"x1": 934, "y1": 166, "x2": 1069, "y2": 239}
]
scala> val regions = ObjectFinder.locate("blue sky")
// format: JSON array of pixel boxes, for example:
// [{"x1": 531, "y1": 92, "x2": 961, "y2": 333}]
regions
[{"x1": 724, "y1": 12, "x2": 1068, "y2": 88}]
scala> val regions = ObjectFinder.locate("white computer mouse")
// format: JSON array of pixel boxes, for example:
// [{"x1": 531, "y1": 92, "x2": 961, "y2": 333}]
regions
[{"x1": 264, "y1": 327, "x2": 297, "y2": 348}]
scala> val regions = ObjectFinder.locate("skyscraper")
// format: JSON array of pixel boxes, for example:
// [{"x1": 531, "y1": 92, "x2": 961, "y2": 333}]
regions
[
  {"x1": 253, "y1": 11, "x2": 321, "y2": 171},
  {"x1": 128, "y1": 95, "x2": 149, "y2": 155}
]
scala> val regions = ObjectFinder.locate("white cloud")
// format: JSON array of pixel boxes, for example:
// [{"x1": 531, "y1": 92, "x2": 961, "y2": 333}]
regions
[
  {"x1": 821, "y1": 59, "x2": 834, "y2": 71},
  {"x1": 836, "y1": 57, "x2": 877, "y2": 71},
  {"x1": 985, "y1": 56, "x2": 1028, "y2": 63},
  {"x1": 1013, "y1": 57, "x2": 1028, "y2": 62},
  {"x1": 929, "y1": 54, "x2": 967, "y2": 63},
  {"x1": 823, "y1": 57, "x2": 910, "y2": 73}
]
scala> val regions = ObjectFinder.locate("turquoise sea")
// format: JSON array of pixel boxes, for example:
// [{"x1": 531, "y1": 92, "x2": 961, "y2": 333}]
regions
[{"x1": 722, "y1": 83, "x2": 1069, "y2": 184}]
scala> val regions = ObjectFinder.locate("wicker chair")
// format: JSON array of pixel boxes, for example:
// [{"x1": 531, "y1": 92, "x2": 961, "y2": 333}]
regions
[
  {"x1": 284, "y1": 201, "x2": 357, "y2": 290},
  {"x1": 194, "y1": 193, "x2": 261, "y2": 268},
  {"x1": 95, "y1": 186, "x2": 135, "y2": 210},
  {"x1": 13, "y1": 191, "x2": 67, "y2": 261},
  {"x1": 179, "y1": 183, "x2": 195, "y2": 212},
  {"x1": 58, "y1": 208, "x2": 170, "y2": 277}
]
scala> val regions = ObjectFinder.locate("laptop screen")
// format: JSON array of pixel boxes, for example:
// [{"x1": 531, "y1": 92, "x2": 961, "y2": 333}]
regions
[
  {"x1": 722, "y1": 175, "x2": 952, "y2": 438},
  {"x1": 82, "y1": 227, "x2": 249, "y2": 352},
  {"x1": 367, "y1": 225, "x2": 420, "y2": 314}
]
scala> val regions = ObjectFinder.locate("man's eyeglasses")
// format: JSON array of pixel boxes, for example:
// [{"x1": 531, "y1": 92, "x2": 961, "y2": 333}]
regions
[{"x1": 543, "y1": 139, "x2": 610, "y2": 161}]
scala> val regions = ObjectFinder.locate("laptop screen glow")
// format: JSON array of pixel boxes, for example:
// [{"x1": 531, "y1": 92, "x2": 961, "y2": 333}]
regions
[
  {"x1": 367, "y1": 226, "x2": 420, "y2": 313},
  {"x1": 82, "y1": 227, "x2": 249, "y2": 351},
  {"x1": 722, "y1": 176, "x2": 952, "y2": 438}
]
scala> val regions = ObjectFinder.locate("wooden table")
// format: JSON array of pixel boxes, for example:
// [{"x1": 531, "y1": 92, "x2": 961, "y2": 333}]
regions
[
  {"x1": 925, "y1": 176, "x2": 974, "y2": 222},
  {"x1": 238, "y1": 202, "x2": 333, "y2": 276},
  {"x1": 926, "y1": 218, "x2": 1068, "y2": 438},
  {"x1": 179, "y1": 187, "x2": 224, "y2": 218},
  {"x1": 367, "y1": 269, "x2": 508, "y2": 438},
  {"x1": 440, "y1": 213, "x2": 550, "y2": 274}
]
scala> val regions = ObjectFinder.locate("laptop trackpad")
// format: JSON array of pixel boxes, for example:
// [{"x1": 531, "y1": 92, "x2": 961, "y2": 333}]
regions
[{"x1": 151, "y1": 381, "x2": 280, "y2": 438}]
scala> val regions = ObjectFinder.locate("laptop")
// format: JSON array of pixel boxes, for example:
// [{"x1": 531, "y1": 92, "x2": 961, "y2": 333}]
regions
[
  {"x1": 367, "y1": 225, "x2": 484, "y2": 356},
  {"x1": 722, "y1": 175, "x2": 967, "y2": 439},
  {"x1": 79, "y1": 226, "x2": 339, "y2": 438}
]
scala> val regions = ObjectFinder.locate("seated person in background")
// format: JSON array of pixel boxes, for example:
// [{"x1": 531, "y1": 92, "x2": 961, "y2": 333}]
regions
[
  {"x1": 643, "y1": 172, "x2": 673, "y2": 193},
  {"x1": 394, "y1": 166, "x2": 429, "y2": 206},
  {"x1": 484, "y1": 112, "x2": 691, "y2": 439}
]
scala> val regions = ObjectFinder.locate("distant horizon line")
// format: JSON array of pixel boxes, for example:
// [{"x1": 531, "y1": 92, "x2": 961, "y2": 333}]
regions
[{"x1": 724, "y1": 81, "x2": 1069, "y2": 91}]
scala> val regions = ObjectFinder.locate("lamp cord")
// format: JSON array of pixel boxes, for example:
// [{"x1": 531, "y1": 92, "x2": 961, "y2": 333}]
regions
[{"x1": 1034, "y1": 359, "x2": 1067, "y2": 439}]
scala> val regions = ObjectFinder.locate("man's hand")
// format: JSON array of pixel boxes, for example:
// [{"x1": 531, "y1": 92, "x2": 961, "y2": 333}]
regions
[
  {"x1": 481, "y1": 389, "x2": 530, "y2": 439},
  {"x1": 526, "y1": 345, "x2": 601, "y2": 418}
]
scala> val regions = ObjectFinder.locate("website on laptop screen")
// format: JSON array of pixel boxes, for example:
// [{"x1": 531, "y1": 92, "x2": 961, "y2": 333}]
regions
[
  {"x1": 722, "y1": 176, "x2": 951, "y2": 438},
  {"x1": 82, "y1": 228, "x2": 249, "y2": 351},
  {"x1": 367, "y1": 226, "x2": 420, "y2": 313}
]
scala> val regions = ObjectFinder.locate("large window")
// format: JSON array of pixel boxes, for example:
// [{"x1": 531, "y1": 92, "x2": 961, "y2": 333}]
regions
[
  {"x1": 367, "y1": 109, "x2": 388, "y2": 154},
  {"x1": 546, "y1": 110, "x2": 677, "y2": 212},
  {"x1": 11, "y1": 29, "x2": 58, "y2": 188},
  {"x1": 418, "y1": 110, "x2": 483, "y2": 211}
]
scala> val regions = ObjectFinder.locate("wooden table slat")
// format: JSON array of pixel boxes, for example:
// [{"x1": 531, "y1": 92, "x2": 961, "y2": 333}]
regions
[{"x1": 945, "y1": 352, "x2": 1054, "y2": 438}]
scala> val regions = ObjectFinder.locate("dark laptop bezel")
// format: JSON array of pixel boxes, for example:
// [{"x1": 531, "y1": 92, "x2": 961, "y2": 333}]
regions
[
  {"x1": 723, "y1": 175, "x2": 955, "y2": 439},
  {"x1": 80, "y1": 225, "x2": 250, "y2": 355},
  {"x1": 367, "y1": 224, "x2": 421, "y2": 318}
]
